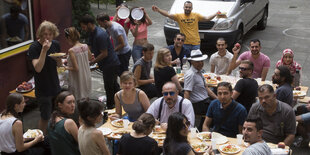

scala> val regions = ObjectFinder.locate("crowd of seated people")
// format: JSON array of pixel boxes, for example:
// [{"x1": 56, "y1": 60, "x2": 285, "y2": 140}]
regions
[{"x1": 2, "y1": 1, "x2": 310, "y2": 154}]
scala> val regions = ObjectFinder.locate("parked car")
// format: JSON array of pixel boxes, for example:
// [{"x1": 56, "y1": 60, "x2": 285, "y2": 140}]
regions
[{"x1": 164, "y1": 0, "x2": 269, "y2": 51}]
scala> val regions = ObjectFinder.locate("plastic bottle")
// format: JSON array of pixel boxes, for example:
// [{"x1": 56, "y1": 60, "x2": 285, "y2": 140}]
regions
[
  {"x1": 294, "y1": 69, "x2": 300, "y2": 87},
  {"x1": 182, "y1": 55, "x2": 188, "y2": 72},
  {"x1": 176, "y1": 58, "x2": 181, "y2": 74}
]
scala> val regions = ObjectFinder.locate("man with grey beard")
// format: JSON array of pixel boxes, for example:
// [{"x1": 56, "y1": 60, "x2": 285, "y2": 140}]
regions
[{"x1": 146, "y1": 82, "x2": 195, "y2": 128}]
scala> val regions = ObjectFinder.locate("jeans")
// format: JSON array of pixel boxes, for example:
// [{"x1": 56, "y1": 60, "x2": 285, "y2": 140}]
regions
[
  {"x1": 117, "y1": 50, "x2": 131, "y2": 76},
  {"x1": 102, "y1": 65, "x2": 120, "y2": 109},
  {"x1": 183, "y1": 44, "x2": 200, "y2": 52},
  {"x1": 132, "y1": 45, "x2": 143, "y2": 63}
]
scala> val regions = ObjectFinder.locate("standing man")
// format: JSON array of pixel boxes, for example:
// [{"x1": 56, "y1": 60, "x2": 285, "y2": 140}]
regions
[
  {"x1": 272, "y1": 65, "x2": 294, "y2": 107},
  {"x1": 248, "y1": 84, "x2": 296, "y2": 146},
  {"x1": 209, "y1": 38, "x2": 233, "y2": 75},
  {"x1": 80, "y1": 14, "x2": 120, "y2": 109},
  {"x1": 147, "y1": 82, "x2": 195, "y2": 128},
  {"x1": 184, "y1": 49, "x2": 217, "y2": 130},
  {"x1": 167, "y1": 33, "x2": 190, "y2": 67},
  {"x1": 97, "y1": 13, "x2": 131, "y2": 76},
  {"x1": 232, "y1": 60, "x2": 258, "y2": 112},
  {"x1": 228, "y1": 39, "x2": 270, "y2": 81},
  {"x1": 28, "y1": 21, "x2": 62, "y2": 134},
  {"x1": 152, "y1": 1, "x2": 217, "y2": 51},
  {"x1": 242, "y1": 118, "x2": 272, "y2": 155},
  {"x1": 202, "y1": 82, "x2": 247, "y2": 137}
]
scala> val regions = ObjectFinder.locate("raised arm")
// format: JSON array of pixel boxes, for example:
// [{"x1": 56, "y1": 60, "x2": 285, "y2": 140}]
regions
[
  {"x1": 32, "y1": 39, "x2": 51, "y2": 73},
  {"x1": 227, "y1": 44, "x2": 241, "y2": 75},
  {"x1": 142, "y1": 7, "x2": 152, "y2": 26},
  {"x1": 152, "y1": 5, "x2": 175, "y2": 20},
  {"x1": 201, "y1": 12, "x2": 217, "y2": 22}
]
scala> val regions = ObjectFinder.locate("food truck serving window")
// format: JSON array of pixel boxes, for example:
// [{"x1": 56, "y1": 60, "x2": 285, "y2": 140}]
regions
[{"x1": 0, "y1": 0, "x2": 34, "y2": 56}]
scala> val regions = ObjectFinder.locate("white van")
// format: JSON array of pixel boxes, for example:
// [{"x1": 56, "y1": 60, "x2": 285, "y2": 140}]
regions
[{"x1": 164, "y1": 0, "x2": 269, "y2": 50}]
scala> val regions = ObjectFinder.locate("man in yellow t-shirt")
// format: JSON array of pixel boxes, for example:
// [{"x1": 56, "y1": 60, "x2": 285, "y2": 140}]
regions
[{"x1": 152, "y1": 1, "x2": 217, "y2": 51}]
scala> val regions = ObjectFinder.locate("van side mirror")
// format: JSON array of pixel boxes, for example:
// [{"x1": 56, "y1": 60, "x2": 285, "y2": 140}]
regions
[{"x1": 241, "y1": 0, "x2": 255, "y2": 5}]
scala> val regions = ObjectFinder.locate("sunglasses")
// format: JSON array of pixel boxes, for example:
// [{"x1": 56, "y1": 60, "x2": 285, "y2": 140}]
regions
[
  {"x1": 176, "y1": 38, "x2": 185, "y2": 42},
  {"x1": 239, "y1": 67, "x2": 249, "y2": 71},
  {"x1": 162, "y1": 91, "x2": 176, "y2": 96}
]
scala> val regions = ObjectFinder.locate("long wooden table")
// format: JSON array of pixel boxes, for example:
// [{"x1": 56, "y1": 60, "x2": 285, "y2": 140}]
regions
[{"x1": 99, "y1": 120, "x2": 290, "y2": 155}]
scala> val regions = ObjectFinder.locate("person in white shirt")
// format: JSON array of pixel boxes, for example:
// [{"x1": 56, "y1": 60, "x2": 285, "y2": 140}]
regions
[
  {"x1": 242, "y1": 117, "x2": 271, "y2": 155},
  {"x1": 209, "y1": 38, "x2": 233, "y2": 75},
  {"x1": 146, "y1": 82, "x2": 195, "y2": 129}
]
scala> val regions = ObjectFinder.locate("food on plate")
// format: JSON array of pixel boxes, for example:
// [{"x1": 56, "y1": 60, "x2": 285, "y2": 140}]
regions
[
  {"x1": 16, "y1": 82, "x2": 33, "y2": 92},
  {"x1": 220, "y1": 144, "x2": 240, "y2": 154},
  {"x1": 153, "y1": 125, "x2": 165, "y2": 133},
  {"x1": 23, "y1": 129, "x2": 42, "y2": 138},
  {"x1": 197, "y1": 132, "x2": 211, "y2": 141},
  {"x1": 206, "y1": 79, "x2": 217, "y2": 85},
  {"x1": 191, "y1": 143, "x2": 208, "y2": 153},
  {"x1": 112, "y1": 119, "x2": 124, "y2": 127},
  {"x1": 293, "y1": 90, "x2": 306, "y2": 97},
  {"x1": 295, "y1": 86, "x2": 301, "y2": 91},
  {"x1": 156, "y1": 138, "x2": 164, "y2": 145},
  {"x1": 109, "y1": 130, "x2": 130, "y2": 139},
  {"x1": 49, "y1": 52, "x2": 66, "y2": 57},
  {"x1": 278, "y1": 142, "x2": 285, "y2": 149}
]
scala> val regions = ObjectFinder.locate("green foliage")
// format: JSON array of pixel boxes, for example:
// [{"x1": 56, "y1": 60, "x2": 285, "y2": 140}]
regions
[{"x1": 72, "y1": 0, "x2": 94, "y2": 42}]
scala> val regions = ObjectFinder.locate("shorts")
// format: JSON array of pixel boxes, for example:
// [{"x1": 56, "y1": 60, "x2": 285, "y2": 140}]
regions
[{"x1": 37, "y1": 96, "x2": 54, "y2": 120}]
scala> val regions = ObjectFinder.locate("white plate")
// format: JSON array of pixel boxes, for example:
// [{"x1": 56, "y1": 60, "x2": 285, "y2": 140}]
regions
[
  {"x1": 219, "y1": 144, "x2": 241, "y2": 154},
  {"x1": 23, "y1": 129, "x2": 43, "y2": 139},
  {"x1": 16, "y1": 83, "x2": 35, "y2": 93},
  {"x1": 111, "y1": 119, "x2": 124, "y2": 128},
  {"x1": 97, "y1": 127, "x2": 112, "y2": 136},
  {"x1": 131, "y1": 8, "x2": 144, "y2": 20},
  {"x1": 118, "y1": 7, "x2": 130, "y2": 19},
  {"x1": 191, "y1": 143, "x2": 208, "y2": 153},
  {"x1": 293, "y1": 90, "x2": 306, "y2": 97},
  {"x1": 212, "y1": 132, "x2": 228, "y2": 144},
  {"x1": 197, "y1": 132, "x2": 212, "y2": 141}
]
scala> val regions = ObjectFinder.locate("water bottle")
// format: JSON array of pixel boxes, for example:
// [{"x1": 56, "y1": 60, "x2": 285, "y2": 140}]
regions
[
  {"x1": 294, "y1": 69, "x2": 300, "y2": 87},
  {"x1": 182, "y1": 55, "x2": 188, "y2": 72},
  {"x1": 176, "y1": 58, "x2": 181, "y2": 74}
]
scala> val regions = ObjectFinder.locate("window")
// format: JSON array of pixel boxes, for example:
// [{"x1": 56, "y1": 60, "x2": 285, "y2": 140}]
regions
[{"x1": 0, "y1": 0, "x2": 34, "y2": 54}]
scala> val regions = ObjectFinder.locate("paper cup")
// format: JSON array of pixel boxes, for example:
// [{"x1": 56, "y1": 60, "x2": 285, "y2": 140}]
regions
[{"x1": 237, "y1": 134, "x2": 243, "y2": 146}]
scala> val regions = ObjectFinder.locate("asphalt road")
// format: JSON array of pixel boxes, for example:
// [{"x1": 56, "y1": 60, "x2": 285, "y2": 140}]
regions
[{"x1": 92, "y1": 0, "x2": 310, "y2": 91}]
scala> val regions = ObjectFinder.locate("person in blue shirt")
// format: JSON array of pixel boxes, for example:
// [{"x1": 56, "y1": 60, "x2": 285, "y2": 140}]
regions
[
  {"x1": 167, "y1": 33, "x2": 190, "y2": 68},
  {"x1": 202, "y1": 82, "x2": 247, "y2": 137},
  {"x1": 80, "y1": 14, "x2": 120, "y2": 109}
]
